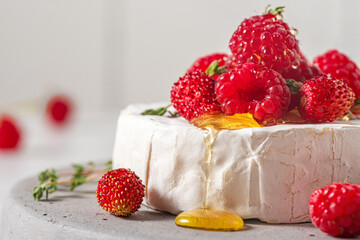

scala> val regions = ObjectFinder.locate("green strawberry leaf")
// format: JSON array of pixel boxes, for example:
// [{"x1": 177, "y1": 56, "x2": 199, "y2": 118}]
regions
[
  {"x1": 286, "y1": 79, "x2": 303, "y2": 95},
  {"x1": 265, "y1": 5, "x2": 285, "y2": 15},
  {"x1": 355, "y1": 98, "x2": 360, "y2": 105},
  {"x1": 205, "y1": 60, "x2": 227, "y2": 77}
]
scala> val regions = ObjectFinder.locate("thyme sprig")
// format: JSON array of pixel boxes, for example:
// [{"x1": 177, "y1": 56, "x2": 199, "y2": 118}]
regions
[{"x1": 33, "y1": 161, "x2": 111, "y2": 201}]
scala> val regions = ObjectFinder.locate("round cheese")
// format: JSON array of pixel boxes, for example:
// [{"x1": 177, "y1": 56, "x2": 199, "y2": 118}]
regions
[{"x1": 113, "y1": 103, "x2": 360, "y2": 223}]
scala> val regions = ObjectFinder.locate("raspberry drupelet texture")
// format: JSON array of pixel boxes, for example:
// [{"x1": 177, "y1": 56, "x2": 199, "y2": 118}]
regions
[
  {"x1": 313, "y1": 49, "x2": 360, "y2": 98},
  {"x1": 215, "y1": 62, "x2": 291, "y2": 123},
  {"x1": 282, "y1": 58, "x2": 323, "y2": 84},
  {"x1": 298, "y1": 76, "x2": 355, "y2": 123},
  {"x1": 229, "y1": 10, "x2": 301, "y2": 75},
  {"x1": 171, "y1": 70, "x2": 220, "y2": 121},
  {"x1": 96, "y1": 168, "x2": 145, "y2": 217},
  {"x1": 309, "y1": 182, "x2": 360, "y2": 238},
  {"x1": 186, "y1": 53, "x2": 229, "y2": 80}
]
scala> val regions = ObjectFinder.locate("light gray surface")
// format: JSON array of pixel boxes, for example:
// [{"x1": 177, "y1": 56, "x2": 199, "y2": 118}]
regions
[
  {"x1": 0, "y1": 111, "x2": 118, "y2": 229},
  {"x1": 1, "y1": 171, "x2": 357, "y2": 240}
]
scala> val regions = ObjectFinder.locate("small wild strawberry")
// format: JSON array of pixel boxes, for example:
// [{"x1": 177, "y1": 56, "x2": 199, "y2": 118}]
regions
[
  {"x1": 298, "y1": 76, "x2": 355, "y2": 123},
  {"x1": 171, "y1": 70, "x2": 220, "y2": 121},
  {"x1": 96, "y1": 168, "x2": 145, "y2": 217}
]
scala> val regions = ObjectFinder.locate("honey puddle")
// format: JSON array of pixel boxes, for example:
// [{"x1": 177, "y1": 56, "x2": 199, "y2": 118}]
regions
[{"x1": 174, "y1": 113, "x2": 260, "y2": 231}]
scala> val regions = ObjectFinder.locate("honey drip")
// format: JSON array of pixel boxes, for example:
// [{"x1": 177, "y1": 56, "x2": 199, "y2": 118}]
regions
[
  {"x1": 175, "y1": 113, "x2": 260, "y2": 231},
  {"x1": 191, "y1": 112, "x2": 261, "y2": 130},
  {"x1": 175, "y1": 208, "x2": 244, "y2": 231}
]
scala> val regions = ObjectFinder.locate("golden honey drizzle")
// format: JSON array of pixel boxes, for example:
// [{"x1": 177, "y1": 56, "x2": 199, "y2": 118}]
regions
[{"x1": 174, "y1": 113, "x2": 260, "y2": 231}]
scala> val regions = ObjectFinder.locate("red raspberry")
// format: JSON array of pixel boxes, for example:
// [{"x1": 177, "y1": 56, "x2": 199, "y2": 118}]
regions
[
  {"x1": 229, "y1": 7, "x2": 301, "y2": 75},
  {"x1": 298, "y1": 76, "x2": 355, "y2": 122},
  {"x1": 0, "y1": 114, "x2": 21, "y2": 150},
  {"x1": 171, "y1": 70, "x2": 220, "y2": 121},
  {"x1": 46, "y1": 94, "x2": 73, "y2": 125},
  {"x1": 282, "y1": 58, "x2": 324, "y2": 110},
  {"x1": 215, "y1": 62, "x2": 290, "y2": 123},
  {"x1": 282, "y1": 59, "x2": 323, "y2": 84},
  {"x1": 313, "y1": 49, "x2": 360, "y2": 98},
  {"x1": 186, "y1": 53, "x2": 229, "y2": 79},
  {"x1": 309, "y1": 182, "x2": 360, "y2": 238},
  {"x1": 96, "y1": 168, "x2": 145, "y2": 217}
]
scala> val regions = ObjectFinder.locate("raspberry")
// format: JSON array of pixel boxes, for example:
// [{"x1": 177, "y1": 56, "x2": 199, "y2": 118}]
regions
[
  {"x1": 282, "y1": 59, "x2": 323, "y2": 84},
  {"x1": 46, "y1": 94, "x2": 73, "y2": 125},
  {"x1": 309, "y1": 182, "x2": 360, "y2": 238},
  {"x1": 0, "y1": 114, "x2": 21, "y2": 150},
  {"x1": 298, "y1": 76, "x2": 355, "y2": 123},
  {"x1": 229, "y1": 7, "x2": 301, "y2": 75},
  {"x1": 215, "y1": 62, "x2": 290, "y2": 123},
  {"x1": 171, "y1": 70, "x2": 220, "y2": 121},
  {"x1": 96, "y1": 168, "x2": 145, "y2": 217},
  {"x1": 187, "y1": 53, "x2": 229, "y2": 80},
  {"x1": 313, "y1": 49, "x2": 360, "y2": 98},
  {"x1": 282, "y1": 58, "x2": 324, "y2": 110}
]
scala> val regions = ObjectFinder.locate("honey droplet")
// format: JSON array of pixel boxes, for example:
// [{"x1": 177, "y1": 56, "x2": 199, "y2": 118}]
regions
[
  {"x1": 191, "y1": 113, "x2": 261, "y2": 131},
  {"x1": 175, "y1": 208, "x2": 244, "y2": 231}
]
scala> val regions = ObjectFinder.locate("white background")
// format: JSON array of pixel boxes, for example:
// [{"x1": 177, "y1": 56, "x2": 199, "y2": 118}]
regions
[{"x1": 0, "y1": 0, "x2": 360, "y2": 230}]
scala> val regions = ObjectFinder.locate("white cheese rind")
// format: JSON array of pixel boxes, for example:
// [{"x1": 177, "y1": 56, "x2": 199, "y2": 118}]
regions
[{"x1": 113, "y1": 103, "x2": 360, "y2": 223}]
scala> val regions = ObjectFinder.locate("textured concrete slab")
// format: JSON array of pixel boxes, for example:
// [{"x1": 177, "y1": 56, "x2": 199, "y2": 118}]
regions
[{"x1": 1, "y1": 174, "x2": 357, "y2": 240}]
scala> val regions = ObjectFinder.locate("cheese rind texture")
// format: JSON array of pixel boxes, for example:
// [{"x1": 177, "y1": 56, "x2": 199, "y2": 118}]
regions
[{"x1": 113, "y1": 103, "x2": 360, "y2": 223}]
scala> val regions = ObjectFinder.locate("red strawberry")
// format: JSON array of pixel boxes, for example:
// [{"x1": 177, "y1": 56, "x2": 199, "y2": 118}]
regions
[
  {"x1": 313, "y1": 49, "x2": 360, "y2": 98},
  {"x1": 229, "y1": 6, "x2": 301, "y2": 75},
  {"x1": 298, "y1": 76, "x2": 355, "y2": 122},
  {"x1": 46, "y1": 94, "x2": 73, "y2": 125},
  {"x1": 215, "y1": 62, "x2": 290, "y2": 124},
  {"x1": 0, "y1": 114, "x2": 21, "y2": 150},
  {"x1": 187, "y1": 53, "x2": 228, "y2": 79},
  {"x1": 309, "y1": 182, "x2": 360, "y2": 238},
  {"x1": 96, "y1": 168, "x2": 145, "y2": 217},
  {"x1": 171, "y1": 70, "x2": 220, "y2": 121}
]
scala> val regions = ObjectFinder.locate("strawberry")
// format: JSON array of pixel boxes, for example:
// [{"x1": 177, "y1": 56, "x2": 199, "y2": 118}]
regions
[
  {"x1": 229, "y1": 6, "x2": 301, "y2": 75},
  {"x1": 186, "y1": 53, "x2": 228, "y2": 80},
  {"x1": 309, "y1": 182, "x2": 360, "y2": 238},
  {"x1": 215, "y1": 62, "x2": 290, "y2": 124},
  {"x1": 313, "y1": 49, "x2": 360, "y2": 98},
  {"x1": 171, "y1": 70, "x2": 220, "y2": 121},
  {"x1": 0, "y1": 114, "x2": 21, "y2": 150},
  {"x1": 46, "y1": 94, "x2": 73, "y2": 125},
  {"x1": 96, "y1": 168, "x2": 145, "y2": 217},
  {"x1": 298, "y1": 76, "x2": 355, "y2": 123}
]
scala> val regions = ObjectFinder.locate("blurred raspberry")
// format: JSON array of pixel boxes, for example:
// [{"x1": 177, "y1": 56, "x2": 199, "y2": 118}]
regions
[
  {"x1": 0, "y1": 114, "x2": 21, "y2": 150},
  {"x1": 46, "y1": 94, "x2": 73, "y2": 125}
]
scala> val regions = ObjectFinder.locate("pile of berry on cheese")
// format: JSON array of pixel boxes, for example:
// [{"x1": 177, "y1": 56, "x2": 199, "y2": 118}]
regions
[
  {"x1": 109, "y1": 6, "x2": 360, "y2": 238},
  {"x1": 171, "y1": 6, "x2": 357, "y2": 125}
]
